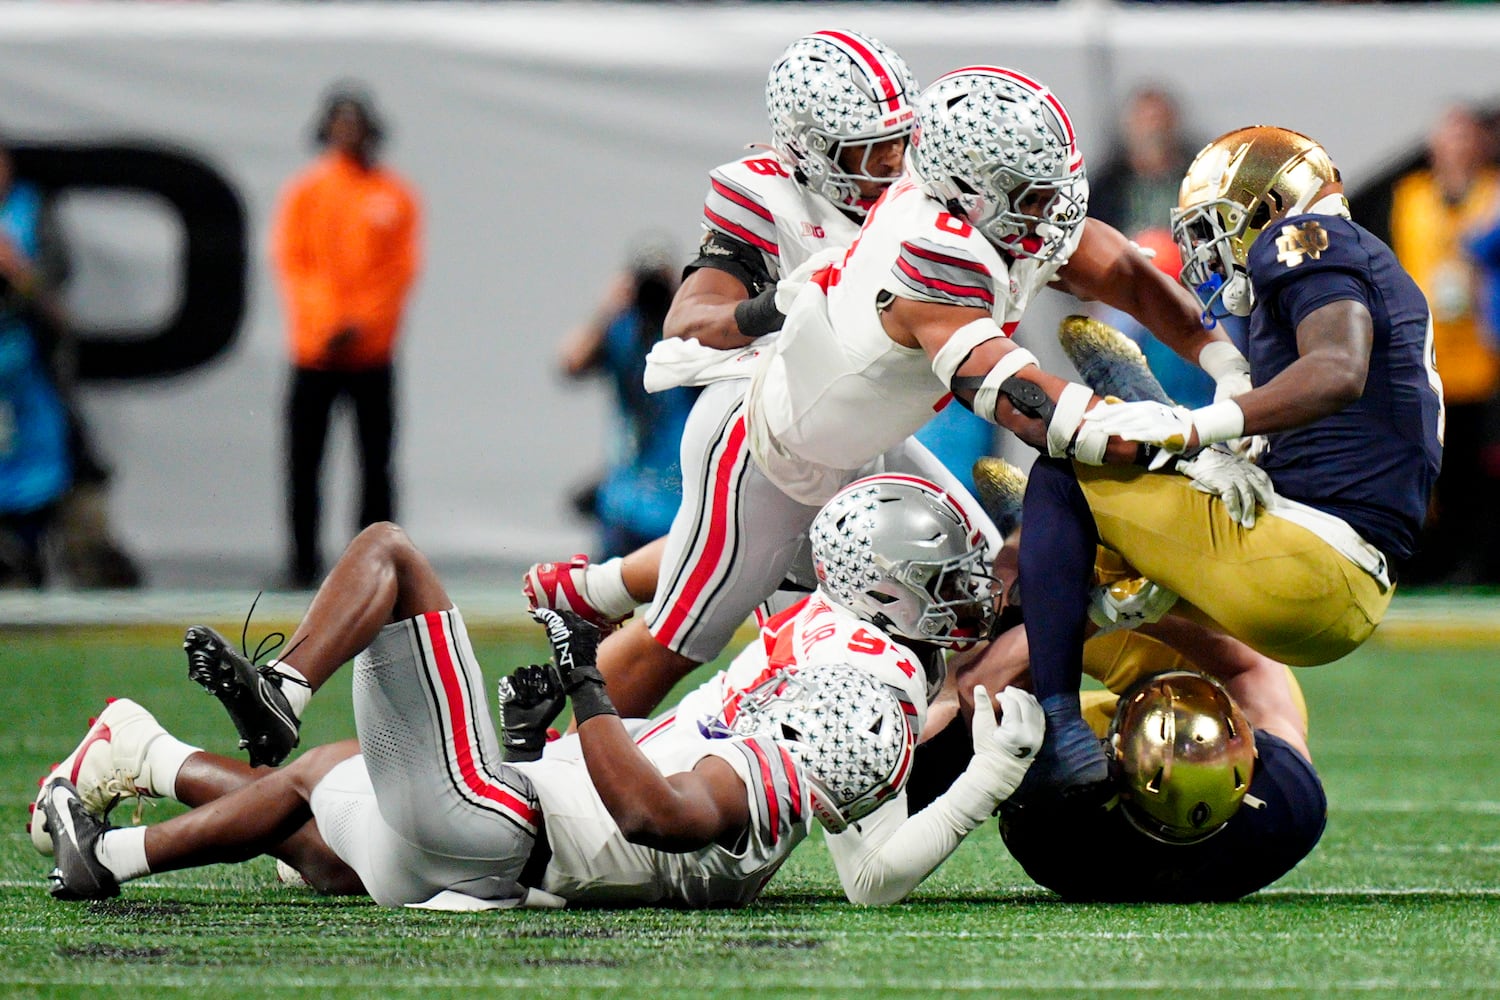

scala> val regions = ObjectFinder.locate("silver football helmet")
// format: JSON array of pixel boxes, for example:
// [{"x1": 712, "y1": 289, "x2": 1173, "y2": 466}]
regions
[
  {"x1": 811, "y1": 475, "x2": 996, "y2": 655},
  {"x1": 909, "y1": 66, "x2": 1089, "y2": 261},
  {"x1": 766, "y1": 29, "x2": 919, "y2": 218},
  {"x1": 726, "y1": 663, "x2": 914, "y2": 833},
  {"x1": 1108, "y1": 671, "x2": 1257, "y2": 844}
]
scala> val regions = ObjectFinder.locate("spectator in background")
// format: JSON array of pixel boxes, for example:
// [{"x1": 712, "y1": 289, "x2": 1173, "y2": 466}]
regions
[
  {"x1": 558, "y1": 235, "x2": 694, "y2": 559},
  {"x1": 272, "y1": 84, "x2": 421, "y2": 588},
  {"x1": 0, "y1": 136, "x2": 72, "y2": 587},
  {"x1": 1391, "y1": 103, "x2": 1500, "y2": 585},
  {"x1": 1088, "y1": 87, "x2": 1215, "y2": 408}
]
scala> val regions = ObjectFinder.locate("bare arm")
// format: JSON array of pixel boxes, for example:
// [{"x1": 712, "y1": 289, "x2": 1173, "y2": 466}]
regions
[
  {"x1": 1232, "y1": 298, "x2": 1372, "y2": 437},
  {"x1": 883, "y1": 295, "x2": 1139, "y2": 463},
  {"x1": 662, "y1": 266, "x2": 757, "y2": 349},
  {"x1": 576, "y1": 714, "x2": 751, "y2": 852},
  {"x1": 1053, "y1": 218, "x2": 1229, "y2": 368}
]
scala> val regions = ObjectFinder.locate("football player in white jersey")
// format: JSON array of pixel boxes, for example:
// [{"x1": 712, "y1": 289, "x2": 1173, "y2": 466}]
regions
[
  {"x1": 35, "y1": 517, "x2": 1042, "y2": 909},
  {"x1": 524, "y1": 29, "x2": 917, "y2": 634},
  {"x1": 545, "y1": 65, "x2": 1267, "y2": 733}
]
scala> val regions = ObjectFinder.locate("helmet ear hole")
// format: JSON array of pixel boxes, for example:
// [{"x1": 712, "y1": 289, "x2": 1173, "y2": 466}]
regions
[{"x1": 1249, "y1": 201, "x2": 1273, "y2": 231}]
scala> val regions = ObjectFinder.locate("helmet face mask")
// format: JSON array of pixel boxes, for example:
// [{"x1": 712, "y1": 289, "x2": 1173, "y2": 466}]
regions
[
  {"x1": 1171, "y1": 125, "x2": 1343, "y2": 318},
  {"x1": 722, "y1": 664, "x2": 915, "y2": 833},
  {"x1": 910, "y1": 67, "x2": 1088, "y2": 261},
  {"x1": 812, "y1": 475, "x2": 997, "y2": 659},
  {"x1": 1107, "y1": 670, "x2": 1257, "y2": 844},
  {"x1": 766, "y1": 30, "x2": 918, "y2": 218}
]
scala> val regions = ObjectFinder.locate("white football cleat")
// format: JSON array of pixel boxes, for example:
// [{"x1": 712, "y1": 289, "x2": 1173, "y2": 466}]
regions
[
  {"x1": 29, "y1": 698, "x2": 170, "y2": 856},
  {"x1": 521, "y1": 554, "x2": 630, "y2": 632}
]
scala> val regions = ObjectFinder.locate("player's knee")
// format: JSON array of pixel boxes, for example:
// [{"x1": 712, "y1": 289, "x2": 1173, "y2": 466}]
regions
[
  {"x1": 351, "y1": 521, "x2": 413, "y2": 560},
  {"x1": 285, "y1": 740, "x2": 361, "y2": 799}
]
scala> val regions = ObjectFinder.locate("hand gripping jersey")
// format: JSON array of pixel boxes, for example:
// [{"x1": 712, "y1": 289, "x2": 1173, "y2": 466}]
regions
[
  {"x1": 1246, "y1": 212, "x2": 1443, "y2": 563},
  {"x1": 700, "y1": 152, "x2": 863, "y2": 289},
  {"x1": 745, "y1": 173, "x2": 1082, "y2": 505},
  {"x1": 673, "y1": 595, "x2": 930, "y2": 741}
]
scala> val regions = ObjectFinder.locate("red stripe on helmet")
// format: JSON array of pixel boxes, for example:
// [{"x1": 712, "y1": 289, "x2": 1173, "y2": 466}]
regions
[
  {"x1": 940, "y1": 65, "x2": 1080, "y2": 168},
  {"x1": 816, "y1": 30, "x2": 901, "y2": 113}
]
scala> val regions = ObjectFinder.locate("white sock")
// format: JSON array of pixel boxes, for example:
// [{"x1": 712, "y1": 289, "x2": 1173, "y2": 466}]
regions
[
  {"x1": 143, "y1": 734, "x2": 203, "y2": 800},
  {"x1": 265, "y1": 661, "x2": 313, "y2": 720},
  {"x1": 95, "y1": 826, "x2": 150, "y2": 882},
  {"x1": 585, "y1": 557, "x2": 635, "y2": 618}
]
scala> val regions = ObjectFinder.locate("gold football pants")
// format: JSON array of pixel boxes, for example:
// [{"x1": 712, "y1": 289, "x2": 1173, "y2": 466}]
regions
[{"x1": 1074, "y1": 463, "x2": 1391, "y2": 667}]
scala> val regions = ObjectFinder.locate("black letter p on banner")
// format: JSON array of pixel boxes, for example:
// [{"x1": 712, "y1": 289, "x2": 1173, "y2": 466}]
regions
[{"x1": 12, "y1": 142, "x2": 247, "y2": 381}]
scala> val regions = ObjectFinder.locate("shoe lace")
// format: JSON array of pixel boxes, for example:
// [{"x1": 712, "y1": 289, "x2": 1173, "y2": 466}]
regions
[
  {"x1": 96, "y1": 775, "x2": 153, "y2": 825},
  {"x1": 239, "y1": 592, "x2": 311, "y2": 688}
]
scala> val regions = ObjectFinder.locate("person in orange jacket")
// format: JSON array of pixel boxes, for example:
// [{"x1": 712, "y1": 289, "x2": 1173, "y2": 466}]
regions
[{"x1": 273, "y1": 84, "x2": 421, "y2": 587}]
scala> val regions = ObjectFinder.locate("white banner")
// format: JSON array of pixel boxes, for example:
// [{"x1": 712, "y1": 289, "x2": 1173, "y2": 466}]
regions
[{"x1": 1, "y1": 1, "x2": 1498, "y2": 584}]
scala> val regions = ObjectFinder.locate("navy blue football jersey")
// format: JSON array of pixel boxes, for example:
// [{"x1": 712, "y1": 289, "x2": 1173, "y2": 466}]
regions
[
  {"x1": 999, "y1": 731, "x2": 1326, "y2": 902},
  {"x1": 1246, "y1": 212, "x2": 1443, "y2": 564}
]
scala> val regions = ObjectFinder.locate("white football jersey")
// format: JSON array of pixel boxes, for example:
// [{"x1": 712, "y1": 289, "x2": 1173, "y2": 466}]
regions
[
  {"x1": 518, "y1": 724, "x2": 809, "y2": 908},
  {"x1": 745, "y1": 172, "x2": 1083, "y2": 504},
  {"x1": 702, "y1": 151, "x2": 861, "y2": 281},
  {"x1": 674, "y1": 594, "x2": 929, "y2": 740}
]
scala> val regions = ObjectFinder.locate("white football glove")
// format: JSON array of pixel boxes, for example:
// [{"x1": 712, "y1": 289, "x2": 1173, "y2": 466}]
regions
[
  {"x1": 1082, "y1": 397, "x2": 1248, "y2": 469},
  {"x1": 1081, "y1": 400, "x2": 1195, "y2": 469},
  {"x1": 1175, "y1": 445, "x2": 1276, "y2": 528},
  {"x1": 1088, "y1": 577, "x2": 1179, "y2": 636},
  {"x1": 968, "y1": 684, "x2": 1045, "y2": 802}
]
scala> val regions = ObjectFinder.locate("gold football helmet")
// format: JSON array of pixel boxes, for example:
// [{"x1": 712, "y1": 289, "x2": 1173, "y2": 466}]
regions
[
  {"x1": 1107, "y1": 670, "x2": 1256, "y2": 844},
  {"x1": 1171, "y1": 126, "x2": 1343, "y2": 318}
]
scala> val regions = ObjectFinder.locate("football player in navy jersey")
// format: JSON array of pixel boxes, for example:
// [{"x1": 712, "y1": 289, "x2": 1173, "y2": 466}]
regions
[
  {"x1": 997, "y1": 661, "x2": 1324, "y2": 903},
  {"x1": 1011, "y1": 126, "x2": 1444, "y2": 800}
]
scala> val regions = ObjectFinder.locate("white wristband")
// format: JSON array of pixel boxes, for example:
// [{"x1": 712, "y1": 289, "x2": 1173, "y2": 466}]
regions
[
  {"x1": 1190, "y1": 399, "x2": 1245, "y2": 445},
  {"x1": 1198, "y1": 340, "x2": 1250, "y2": 381},
  {"x1": 1047, "y1": 382, "x2": 1095, "y2": 458}
]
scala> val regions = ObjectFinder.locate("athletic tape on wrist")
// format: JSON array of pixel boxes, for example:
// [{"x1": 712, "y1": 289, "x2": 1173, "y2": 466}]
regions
[
  {"x1": 1047, "y1": 382, "x2": 1095, "y2": 458},
  {"x1": 569, "y1": 681, "x2": 619, "y2": 724},
  {"x1": 1190, "y1": 399, "x2": 1245, "y2": 445},
  {"x1": 1198, "y1": 340, "x2": 1250, "y2": 381}
]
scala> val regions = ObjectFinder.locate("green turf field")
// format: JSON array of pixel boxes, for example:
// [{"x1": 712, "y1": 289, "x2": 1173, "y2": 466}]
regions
[{"x1": 1, "y1": 610, "x2": 1497, "y2": 998}]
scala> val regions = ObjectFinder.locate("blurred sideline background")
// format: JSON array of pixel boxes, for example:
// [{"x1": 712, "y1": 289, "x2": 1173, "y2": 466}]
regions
[{"x1": 2, "y1": 0, "x2": 1500, "y2": 597}]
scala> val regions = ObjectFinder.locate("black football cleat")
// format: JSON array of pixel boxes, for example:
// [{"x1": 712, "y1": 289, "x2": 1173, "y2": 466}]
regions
[
  {"x1": 185, "y1": 624, "x2": 300, "y2": 767},
  {"x1": 41, "y1": 778, "x2": 120, "y2": 901}
]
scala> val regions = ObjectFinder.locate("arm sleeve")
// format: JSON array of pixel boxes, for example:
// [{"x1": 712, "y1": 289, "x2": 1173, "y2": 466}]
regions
[{"x1": 825, "y1": 756, "x2": 1013, "y2": 907}]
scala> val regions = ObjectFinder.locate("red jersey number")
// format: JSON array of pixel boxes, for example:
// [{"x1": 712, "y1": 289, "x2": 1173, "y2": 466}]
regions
[
  {"x1": 745, "y1": 158, "x2": 790, "y2": 178},
  {"x1": 848, "y1": 628, "x2": 886, "y2": 656}
]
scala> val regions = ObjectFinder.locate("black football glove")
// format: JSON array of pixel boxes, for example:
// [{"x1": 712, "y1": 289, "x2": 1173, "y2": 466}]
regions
[
  {"x1": 530, "y1": 608, "x2": 617, "y2": 724},
  {"x1": 496, "y1": 663, "x2": 566, "y2": 762}
]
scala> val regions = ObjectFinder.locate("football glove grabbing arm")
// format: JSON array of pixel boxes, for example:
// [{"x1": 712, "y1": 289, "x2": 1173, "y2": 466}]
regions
[{"x1": 823, "y1": 685, "x2": 1044, "y2": 906}]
